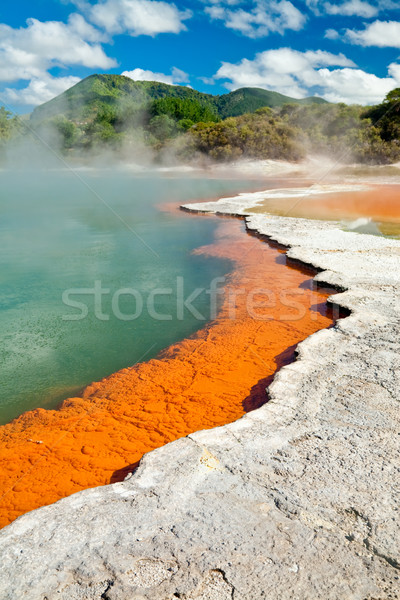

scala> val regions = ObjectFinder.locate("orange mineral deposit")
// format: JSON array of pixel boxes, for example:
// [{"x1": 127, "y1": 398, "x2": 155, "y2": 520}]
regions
[
  {"x1": 0, "y1": 215, "x2": 339, "y2": 527},
  {"x1": 249, "y1": 184, "x2": 400, "y2": 227}
]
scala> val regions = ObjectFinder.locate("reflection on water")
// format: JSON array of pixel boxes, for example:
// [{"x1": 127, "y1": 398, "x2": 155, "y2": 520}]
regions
[{"x1": 0, "y1": 170, "x2": 267, "y2": 424}]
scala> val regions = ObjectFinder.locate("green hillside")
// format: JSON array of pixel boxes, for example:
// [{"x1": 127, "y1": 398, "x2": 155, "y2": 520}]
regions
[
  {"x1": 217, "y1": 87, "x2": 326, "y2": 118},
  {"x1": 3, "y1": 79, "x2": 400, "y2": 165},
  {"x1": 31, "y1": 74, "x2": 326, "y2": 123}
]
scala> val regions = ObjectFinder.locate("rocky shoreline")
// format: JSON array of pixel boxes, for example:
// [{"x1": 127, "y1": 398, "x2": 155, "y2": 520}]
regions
[{"x1": 1, "y1": 189, "x2": 399, "y2": 599}]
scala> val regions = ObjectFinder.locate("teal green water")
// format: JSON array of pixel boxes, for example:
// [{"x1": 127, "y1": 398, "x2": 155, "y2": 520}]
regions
[{"x1": 0, "y1": 169, "x2": 264, "y2": 425}]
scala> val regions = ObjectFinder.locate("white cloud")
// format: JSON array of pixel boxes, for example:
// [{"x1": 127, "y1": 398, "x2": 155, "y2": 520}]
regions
[
  {"x1": 67, "y1": 12, "x2": 107, "y2": 42},
  {"x1": 122, "y1": 67, "x2": 189, "y2": 85},
  {"x1": 304, "y1": 0, "x2": 323, "y2": 15},
  {"x1": 199, "y1": 76, "x2": 216, "y2": 85},
  {"x1": 88, "y1": 0, "x2": 191, "y2": 36},
  {"x1": 206, "y1": 0, "x2": 306, "y2": 38},
  {"x1": 0, "y1": 46, "x2": 44, "y2": 83},
  {"x1": 345, "y1": 19, "x2": 400, "y2": 47},
  {"x1": 215, "y1": 48, "x2": 355, "y2": 97},
  {"x1": 325, "y1": 28, "x2": 340, "y2": 39},
  {"x1": 324, "y1": 0, "x2": 378, "y2": 17},
  {"x1": 214, "y1": 48, "x2": 400, "y2": 104},
  {"x1": 317, "y1": 67, "x2": 397, "y2": 103},
  {"x1": 204, "y1": 0, "x2": 242, "y2": 4},
  {"x1": 388, "y1": 62, "x2": 400, "y2": 80},
  {"x1": 2, "y1": 74, "x2": 81, "y2": 106},
  {"x1": 306, "y1": 0, "x2": 400, "y2": 16},
  {"x1": 0, "y1": 14, "x2": 115, "y2": 83}
]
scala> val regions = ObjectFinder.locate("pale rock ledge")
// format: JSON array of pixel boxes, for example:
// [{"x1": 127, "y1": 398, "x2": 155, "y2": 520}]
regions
[{"x1": 0, "y1": 190, "x2": 399, "y2": 599}]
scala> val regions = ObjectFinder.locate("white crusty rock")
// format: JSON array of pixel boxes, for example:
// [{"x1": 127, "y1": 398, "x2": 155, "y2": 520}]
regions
[{"x1": 1, "y1": 188, "x2": 399, "y2": 599}]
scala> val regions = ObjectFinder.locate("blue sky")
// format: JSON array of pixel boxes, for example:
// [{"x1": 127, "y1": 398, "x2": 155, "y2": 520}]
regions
[{"x1": 1, "y1": 0, "x2": 400, "y2": 113}]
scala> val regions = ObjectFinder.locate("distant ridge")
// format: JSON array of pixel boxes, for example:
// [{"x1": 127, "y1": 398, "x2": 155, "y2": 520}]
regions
[
  {"x1": 31, "y1": 74, "x2": 327, "y2": 123},
  {"x1": 217, "y1": 86, "x2": 327, "y2": 118}
]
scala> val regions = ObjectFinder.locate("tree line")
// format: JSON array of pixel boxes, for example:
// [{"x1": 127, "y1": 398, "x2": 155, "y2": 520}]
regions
[{"x1": 1, "y1": 89, "x2": 400, "y2": 164}]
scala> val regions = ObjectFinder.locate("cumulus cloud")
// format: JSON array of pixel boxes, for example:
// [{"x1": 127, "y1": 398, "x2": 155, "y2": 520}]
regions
[
  {"x1": 325, "y1": 28, "x2": 340, "y2": 39},
  {"x1": 203, "y1": 0, "x2": 242, "y2": 4},
  {"x1": 317, "y1": 67, "x2": 398, "y2": 103},
  {"x1": 303, "y1": 0, "x2": 324, "y2": 15},
  {"x1": 88, "y1": 0, "x2": 191, "y2": 36},
  {"x1": 215, "y1": 48, "x2": 355, "y2": 97},
  {"x1": 214, "y1": 48, "x2": 400, "y2": 104},
  {"x1": 324, "y1": 0, "x2": 378, "y2": 17},
  {"x1": 2, "y1": 74, "x2": 81, "y2": 106},
  {"x1": 306, "y1": 0, "x2": 400, "y2": 16},
  {"x1": 206, "y1": 0, "x2": 306, "y2": 38},
  {"x1": 388, "y1": 62, "x2": 400, "y2": 80},
  {"x1": 0, "y1": 14, "x2": 115, "y2": 83},
  {"x1": 122, "y1": 66, "x2": 189, "y2": 85},
  {"x1": 0, "y1": 2, "x2": 191, "y2": 110},
  {"x1": 345, "y1": 19, "x2": 400, "y2": 47}
]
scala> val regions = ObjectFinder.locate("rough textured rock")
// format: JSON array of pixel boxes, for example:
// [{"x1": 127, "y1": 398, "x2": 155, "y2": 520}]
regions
[{"x1": 1, "y1": 188, "x2": 399, "y2": 599}]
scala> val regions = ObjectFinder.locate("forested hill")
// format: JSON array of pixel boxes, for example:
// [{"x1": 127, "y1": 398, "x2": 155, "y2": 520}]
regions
[
  {"x1": 31, "y1": 74, "x2": 326, "y2": 123},
  {"x1": 4, "y1": 74, "x2": 399, "y2": 166},
  {"x1": 217, "y1": 87, "x2": 326, "y2": 117}
]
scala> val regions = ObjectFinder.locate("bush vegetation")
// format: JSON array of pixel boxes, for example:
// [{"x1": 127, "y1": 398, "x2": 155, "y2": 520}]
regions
[
  {"x1": 179, "y1": 108, "x2": 304, "y2": 162},
  {"x1": 1, "y1": 79, "x2": 400, "y2": 165},
  {"x1": 277, "y1": 100, "x2": 400, "y2": 163},
  {"x1": 0, "y1": 107, "x2": 21, "y2": 144}
]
